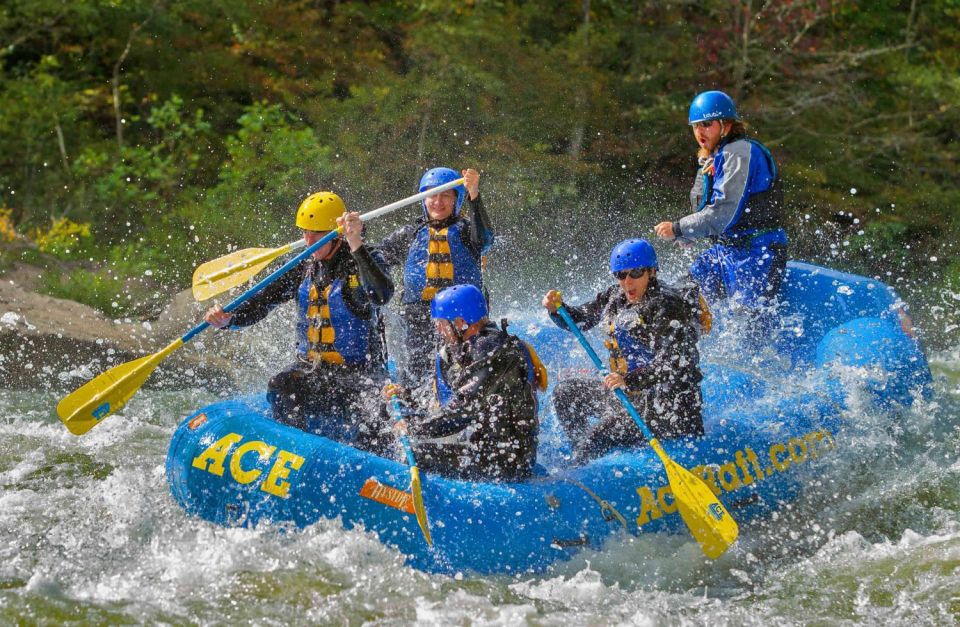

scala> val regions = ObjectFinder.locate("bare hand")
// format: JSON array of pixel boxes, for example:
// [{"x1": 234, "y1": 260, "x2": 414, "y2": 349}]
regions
[
  {"x1": 204, "y1": 304, "x2": 234, "y2": 329},
  {"x1": 393, "y1": 419, "x2": 409, "y2": 435},
  {"x1": 603, "y1": 372, "x2": 626, "y2": 390},
  {"x1": 336, "y1": 211, "x2": 363, "y2": 251},
  {"x1": 542, "y1": 290, "x2": 562, "y2": 314},
  {"x1": 462, "y1": 168, "x2": 480, "y2": 200},
  {"x1": 654, "y1": 221, "x2": 676, "y2": 241}
]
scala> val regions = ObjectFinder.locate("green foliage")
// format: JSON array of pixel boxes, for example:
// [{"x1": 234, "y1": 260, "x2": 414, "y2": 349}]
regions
[
  {"x1": 32, "y1": 217, "x2": 92, "y2": 258},
  {"x1": 0, "y1": 0, "x2": 956, "y2": 344},
  {"x1": 71, "y1": 95, "x2": 213, "y2": 243},
  {"x1": 39, "y1": 266, "x2": 148, "y2": 318},
  {"x1": 189, "y1": 101, "x2": 333, "y2": 249}
]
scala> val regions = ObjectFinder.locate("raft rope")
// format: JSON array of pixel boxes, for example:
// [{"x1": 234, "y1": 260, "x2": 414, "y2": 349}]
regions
[{"x1": 561, "y1": 478, "x2": 628, "y2": 529}]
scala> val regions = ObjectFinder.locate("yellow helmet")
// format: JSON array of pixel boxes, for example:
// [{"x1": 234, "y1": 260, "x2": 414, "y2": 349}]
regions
[{"x1": 295, "y1": 191, "x2": 345, "y2": 231}]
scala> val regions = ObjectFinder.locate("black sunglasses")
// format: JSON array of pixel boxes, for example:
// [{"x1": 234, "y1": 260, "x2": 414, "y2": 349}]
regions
[{"x1": 613, "y1": 268, "x2": 648, "y2": 280}]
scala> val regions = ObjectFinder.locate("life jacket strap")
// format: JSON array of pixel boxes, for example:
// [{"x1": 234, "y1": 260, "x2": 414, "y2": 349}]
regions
[
  {"x1": 305, "y1": 283, "x2": 347, "y2": 365},
  {"x1": 421, "y1": 227, "x2": 455, "y2": 301},
  {"x1": 605, "y1": 320, "x2": 629, "y2": 375}
]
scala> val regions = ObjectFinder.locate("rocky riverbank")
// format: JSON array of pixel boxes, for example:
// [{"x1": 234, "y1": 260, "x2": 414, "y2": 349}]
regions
[{"x1": 0, "y1": 261, "x2": 241, "y2": 392}]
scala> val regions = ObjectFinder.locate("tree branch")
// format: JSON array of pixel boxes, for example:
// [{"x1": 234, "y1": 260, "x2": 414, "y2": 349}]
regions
[{"x1": 112, "y1": 0, "x2": 163, "y2": 150}]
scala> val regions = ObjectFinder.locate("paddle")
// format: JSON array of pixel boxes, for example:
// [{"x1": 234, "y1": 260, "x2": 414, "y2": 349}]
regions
[
  {"x1": 57, "y1": 180, "x2": 464, "y2": 436},
  {"x1": 191, "y1": 177, "x2": 466, "y2": 301},
  {"x1": 192, "y1": 240, "x2": 306, "y2": 301},
  {"x1": 387, "y1": 384, "x2": 433, "y2": 546},
  {"x1": 554, "y1": 303, "x2": 739, "y2": 559}
]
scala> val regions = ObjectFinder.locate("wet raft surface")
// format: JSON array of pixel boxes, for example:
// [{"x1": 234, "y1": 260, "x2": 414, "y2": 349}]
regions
[{"x1": 166, "y1": 262, "x2": 932, "y2": 574}]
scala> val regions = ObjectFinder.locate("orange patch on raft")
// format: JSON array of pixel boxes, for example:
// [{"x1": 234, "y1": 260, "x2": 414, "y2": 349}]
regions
[
  {"x1": 188, "y1": 413, "x2": 208, "y2": 430},
  {"x1": 359, "y1": 478, "x2": 415, "y2": 514}
]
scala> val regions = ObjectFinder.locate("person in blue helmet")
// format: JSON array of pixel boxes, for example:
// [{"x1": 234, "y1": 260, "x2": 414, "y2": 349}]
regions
[
  {"x1": 384, "y1": 284, "x2": 543, "y2": 481},
  {"x1": 542, "y1": 239, "x2": 705, "y2": 463},
  {"x1": 654, "y1": 90, "x2": 788, "y2": 308},
  {"x1": 379, "y1": 167, "x2": 494, "y2": 387}
]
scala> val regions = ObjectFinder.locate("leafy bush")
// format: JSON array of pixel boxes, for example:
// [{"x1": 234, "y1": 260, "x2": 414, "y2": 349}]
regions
[
  {"x1": 0, "y1": 208, "x2": 22, "y2": 243},
  {"x1": 32, "y1": 217, "x2": 92, "y2": 257},
  {"x1": 39, "y1": 265, "x2": 154, "y2": 318}
]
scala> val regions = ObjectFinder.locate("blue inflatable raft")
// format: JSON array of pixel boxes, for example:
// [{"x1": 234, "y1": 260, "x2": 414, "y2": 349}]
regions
[{"x1": 166, "y1": 262, "x2": 931, "y2": 574}]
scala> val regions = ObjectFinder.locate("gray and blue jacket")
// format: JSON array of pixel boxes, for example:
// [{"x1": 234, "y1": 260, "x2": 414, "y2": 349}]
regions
[{"x1": 674, "y1": 134, "x2": 786, "y2": 248}]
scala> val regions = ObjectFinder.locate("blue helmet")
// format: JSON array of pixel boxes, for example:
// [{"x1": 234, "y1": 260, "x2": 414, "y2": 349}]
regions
[
  {"x1": 610, "y1": 239, "x2": 658, "y2": 273},
  {"x1": 688, "y1": 90, "x2": 739, "y2": 124},
  {"x1": 419, "y1": 167, "x2": 466, "y2": 215},
  {"x1": 431, "y1": 284, "x2": 488, "y2": 325}
]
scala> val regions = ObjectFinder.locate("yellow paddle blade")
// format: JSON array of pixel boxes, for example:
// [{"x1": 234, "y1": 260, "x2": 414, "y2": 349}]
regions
[
  {"x1": 650, "y1": 439, "x2": 739, "y2": 559},
  {"x1": 56, "y1": 339, "x2": 184, "y2": 436},
  {"x1": 409, "y1": 466, "x2": 433, "y2": 546},
  {"x1": 192, "y1": 244, "x2": 294, "y2": 301}
]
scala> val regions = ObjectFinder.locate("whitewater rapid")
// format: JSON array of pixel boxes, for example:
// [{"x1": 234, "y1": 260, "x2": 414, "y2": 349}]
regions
[{"x1": 1, "y1": 323, "x2": 957, "y2": 624}]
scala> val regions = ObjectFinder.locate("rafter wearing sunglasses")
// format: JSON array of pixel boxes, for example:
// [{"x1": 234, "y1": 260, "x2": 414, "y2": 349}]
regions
[{"x1": 613, "y1": 268, "x2": 650, "y2": 280}]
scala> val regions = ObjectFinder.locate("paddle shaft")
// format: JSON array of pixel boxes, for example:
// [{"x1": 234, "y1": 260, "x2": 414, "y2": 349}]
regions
[
  {"x1": 386, "y1": 368, "x2": 432, "y2": 546},
  {"x1": 390, "y1": 396, "x2": 420, "y2": 468},
  {"x1": 555, "y1": 305, "x2": 655, "y2": 441},
  {"x1": 195, "y1": 177, "x2": 465, "y2": 296},
  {"x1": 184, "y1": 177, "x2": 466, "y2": 344}
]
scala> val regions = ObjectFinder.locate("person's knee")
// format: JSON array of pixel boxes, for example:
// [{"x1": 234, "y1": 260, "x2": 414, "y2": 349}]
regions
[{"x1": 553, "y1": 379, "x2": 595, "y2": 406}]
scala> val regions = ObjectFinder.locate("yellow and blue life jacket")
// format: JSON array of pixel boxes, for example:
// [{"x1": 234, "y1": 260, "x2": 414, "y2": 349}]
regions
[
  {"x1": 604, "y1": 313, "x2": 655, "y2": 375},
  {"x1": 296, "y1": 274, "x2": 371, "y2": 365},
  {"x1": 403, "y1": 222, "x2": 483, "y2": 304}
]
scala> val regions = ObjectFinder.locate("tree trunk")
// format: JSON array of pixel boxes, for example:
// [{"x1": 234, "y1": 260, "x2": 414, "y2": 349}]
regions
[
  {"x1": 567, "y1": 0, "x2": 591, "y2": 166},
  {"x1": 54, "y1": 116, "x2": 70, "y2": 176},
  {"x1": 415, "y1": 108, "x2": 430, "y2": 182},
  {"x1": 112, "y1": 1, "x2": 161, "y2": 150},
  {"x1": 732, "y1": 0, "x2": 753, "y2": 100}
]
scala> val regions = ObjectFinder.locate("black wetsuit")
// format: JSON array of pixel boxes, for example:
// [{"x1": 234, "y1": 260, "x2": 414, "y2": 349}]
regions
[
  {"x1": 378, "y1": 194, "x2": 494, "y2": 387},
  {"x1": 227, "y1": 242, "x2": 394, "y2": 449},
  {"x1": 549, "y1": 278, "x2": 704, "y2": 462},
  {"x1": 389, "y1": 321, "x2": 538, "y2": 482}
]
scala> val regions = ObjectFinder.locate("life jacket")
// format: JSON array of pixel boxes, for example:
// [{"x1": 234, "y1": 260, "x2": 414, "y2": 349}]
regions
[
  {"x1": 519, "y1": 341, "x2": 549, "y2": 392},
  {"x1": 296, "y1": 272, "x2": 371, "y2": 365},
  {"x1": 433, "y1": 328, "x2": 548, "y2": 408},
  {"x1": 603, "y1": 309, "x2": 655, "y2": 375},
  {"x1": 403, "y1": 221, "x2": 483, "y2": 304},
  {"x1": 698, "y1": 292, "x2": 713, "y2": 334},
  {"x1": 677, "y1": 285, "x2": 713, "y2": 335},
  {"x1": 499, "y1": 319, "x2": 549, "y2": 392},
  {"x1": 434, "y1": 353, "x2": 456, "y2": 408},
  {"x1": 694, "y1": 137, "x2": 787, "y2": 247}
]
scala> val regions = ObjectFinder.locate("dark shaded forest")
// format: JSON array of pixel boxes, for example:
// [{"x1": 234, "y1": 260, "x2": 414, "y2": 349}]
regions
[{"x1": 1, "y1": 0, "x2": 957, "y2": 345}]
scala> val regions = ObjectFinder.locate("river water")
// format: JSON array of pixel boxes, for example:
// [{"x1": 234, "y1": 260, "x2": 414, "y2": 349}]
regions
[{"x1": 2, "y1": 298, "x2": 959, "y2": 624}]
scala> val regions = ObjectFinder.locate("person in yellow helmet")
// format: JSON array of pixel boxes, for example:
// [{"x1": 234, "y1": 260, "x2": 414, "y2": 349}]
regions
[{"x1": 204, "y1": 192, "x2": 395, "y2": 450}]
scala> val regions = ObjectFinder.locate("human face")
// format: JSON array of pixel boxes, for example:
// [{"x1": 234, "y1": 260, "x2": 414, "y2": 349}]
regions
[
  {"x1": 434, "y1": 318, "x2": 461, "y2": 345},
  {"x1": 617, "y1": 268, "x2": 652, "y2": 303},
  {"x1": 304, "y1": 230, "x2": 340, "y2": 260},
  {"x1": 424, "y1": 189, "x2": 457, "y2": 222},
  {"x1": 691, "y1": 119, "x2": 726, "y2": 152}
]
